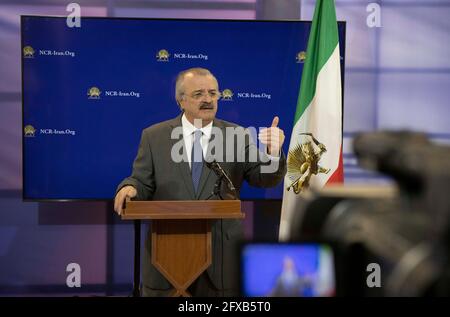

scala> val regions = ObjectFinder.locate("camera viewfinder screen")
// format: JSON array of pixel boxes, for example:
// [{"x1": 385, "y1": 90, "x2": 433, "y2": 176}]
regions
[{"x1": 241, "y1": 243, "x2": 336, "y2": 297}]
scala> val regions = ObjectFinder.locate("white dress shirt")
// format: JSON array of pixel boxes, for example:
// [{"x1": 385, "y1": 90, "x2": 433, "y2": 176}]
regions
[
  {"x1": 181, "y1": 113, "x2": 280, "y2": 169},
  {"x1": 182, "y1": 114, "x2": 212, "y2": 169}
]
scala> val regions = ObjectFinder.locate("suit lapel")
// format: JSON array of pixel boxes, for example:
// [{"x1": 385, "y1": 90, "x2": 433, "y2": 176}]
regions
[{"x1": 169, "y1": 115, "x2": 196, "y2": 200}]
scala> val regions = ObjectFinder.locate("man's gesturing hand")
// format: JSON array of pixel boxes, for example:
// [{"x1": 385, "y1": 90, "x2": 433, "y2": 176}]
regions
[
  {"x1": 114, "y1": 186, "x2": 137, "y2": 215},
  {"x1": 258, "y1": 116, "x2": 286, "y2": 157}
]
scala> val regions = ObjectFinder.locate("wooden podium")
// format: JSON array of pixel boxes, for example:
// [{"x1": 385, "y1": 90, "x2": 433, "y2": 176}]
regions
[{"x1": 122, "y1": 199, "x2": 244, "y2": 297}]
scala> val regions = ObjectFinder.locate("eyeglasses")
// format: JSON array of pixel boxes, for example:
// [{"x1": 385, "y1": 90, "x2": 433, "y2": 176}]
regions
[{"x1": 188, "y1": 90, "x2": 221, "y2": 100}]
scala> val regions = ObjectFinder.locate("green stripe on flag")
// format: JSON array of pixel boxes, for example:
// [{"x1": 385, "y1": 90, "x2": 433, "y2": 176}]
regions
[{"x1": 294, "y1": 0, "x2": 340, "y2": 123}]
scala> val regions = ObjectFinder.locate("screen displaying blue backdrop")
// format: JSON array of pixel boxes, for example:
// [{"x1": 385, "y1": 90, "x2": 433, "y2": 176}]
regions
[
  {"x1": 241, "y1": 243, "x2": 336, "y2": 297},
  {"x1": 22, "y1": 16, "x2": 345, "y2": 200}
]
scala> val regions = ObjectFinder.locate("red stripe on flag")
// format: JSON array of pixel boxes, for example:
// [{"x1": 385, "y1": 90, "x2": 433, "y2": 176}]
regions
[{"x1": 326, "y1": 148, "x2": 344, "y2": 184}]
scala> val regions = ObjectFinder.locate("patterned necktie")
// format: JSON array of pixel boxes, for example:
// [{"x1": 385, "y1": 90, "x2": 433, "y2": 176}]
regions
[{"x1": 191, "y1": 129, "x2": 203, "y2": 194}]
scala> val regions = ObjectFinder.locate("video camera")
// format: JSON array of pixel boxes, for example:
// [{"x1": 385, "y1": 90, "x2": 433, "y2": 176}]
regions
[
  {"x1": 288, "y1": 131, "x2": 450, "y2": 296},
  {"x1": 240, "y1": 131, "x2": 450, "y2": 297}
]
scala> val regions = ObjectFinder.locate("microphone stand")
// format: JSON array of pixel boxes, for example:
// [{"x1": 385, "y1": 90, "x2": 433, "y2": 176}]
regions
[
  {"x1": 206, "y1": 161, "x2": 238, "y2": 200},
  {"x1": 204, "y1": 161, "x2": 237, "y2": 297},
  {"x1": 206, "y1": 175, "x2": 224, "y2": 200},
  {"x1": 204, "y1": 167, "x2": 226, "y2": 297}
]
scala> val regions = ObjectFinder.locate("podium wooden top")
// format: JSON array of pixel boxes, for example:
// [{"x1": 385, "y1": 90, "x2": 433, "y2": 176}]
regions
[{"x1": 121, "y1": 199, "x2": 244, "y2": 220}]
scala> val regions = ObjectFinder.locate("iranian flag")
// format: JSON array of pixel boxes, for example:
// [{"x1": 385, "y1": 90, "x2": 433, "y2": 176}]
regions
[{"x1": 279, "y1": 0, "x2": 343, "y2": 240}]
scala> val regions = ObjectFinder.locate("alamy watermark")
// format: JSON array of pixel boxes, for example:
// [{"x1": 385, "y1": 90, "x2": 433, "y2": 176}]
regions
[
  {"x1": 366, "y1": 263, "x2": 381, "y2": 288},
  {"x1": 366, "y1": 3, "x2": 381, "y2": 28},
  {"x1": 66, "y1": 3, "x2": 81, "y2": 28},
  {"x1": 170, "y1": 119, "x2": 281, "y2": 174},
  {"x1": 66, "y1": 263, "x2": 81, "y2": 288}
]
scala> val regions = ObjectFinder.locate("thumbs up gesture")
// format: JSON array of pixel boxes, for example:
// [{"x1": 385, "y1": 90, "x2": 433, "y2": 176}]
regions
[{"x1": 258, "y1": 116, "x2": 285, "y2": 157}]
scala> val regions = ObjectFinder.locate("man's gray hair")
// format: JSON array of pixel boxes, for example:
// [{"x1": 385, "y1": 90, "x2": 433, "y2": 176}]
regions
[{"x1": 175, "y1": 68, "x2": 218, "y2": 106}]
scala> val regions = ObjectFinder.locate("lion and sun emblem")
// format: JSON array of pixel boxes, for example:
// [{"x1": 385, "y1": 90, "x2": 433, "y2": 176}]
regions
[
  {"x1": 87, "y1": 87, "x2": 101, "y2": 99},
  {"x1": 156, "y1": 49, "x2": 170, "y2": 62},
  {"x1": 286, "y1": 133, "x2": 330, "y2": 194}
]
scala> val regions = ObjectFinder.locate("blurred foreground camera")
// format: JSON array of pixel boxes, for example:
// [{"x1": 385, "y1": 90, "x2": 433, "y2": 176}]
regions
[{"x1": 289, "y1": 131, "x2": 450, "y2": 296}]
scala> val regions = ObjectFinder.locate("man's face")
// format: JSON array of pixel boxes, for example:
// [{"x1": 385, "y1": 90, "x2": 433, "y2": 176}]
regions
[{"x1": 179, "y1": 73, "x2": 219, "y2": 126}]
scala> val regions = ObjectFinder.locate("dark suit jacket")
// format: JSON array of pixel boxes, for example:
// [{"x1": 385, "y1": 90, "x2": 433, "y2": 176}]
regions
[{"x1": 117, "y1": 114, "x2": 286, "y2": 292}]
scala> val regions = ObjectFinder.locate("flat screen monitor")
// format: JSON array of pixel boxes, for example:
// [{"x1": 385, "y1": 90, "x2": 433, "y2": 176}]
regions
[
  {"x1": 22, "y1": 16, "x2": 346, "y2": 200},
  {"x1": 241, "y1": 242, "x2": 336, "y2": 297}
]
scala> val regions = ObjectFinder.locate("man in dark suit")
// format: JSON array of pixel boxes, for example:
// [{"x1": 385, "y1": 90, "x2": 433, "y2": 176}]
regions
[{"x1": 114, "y1": 67, "x2": 286, "y2": 296}]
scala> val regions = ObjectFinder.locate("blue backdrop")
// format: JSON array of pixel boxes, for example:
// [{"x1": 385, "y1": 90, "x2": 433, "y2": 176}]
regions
[{"x1": 22, "y1": 16, "x2": 345, "y2": 200}]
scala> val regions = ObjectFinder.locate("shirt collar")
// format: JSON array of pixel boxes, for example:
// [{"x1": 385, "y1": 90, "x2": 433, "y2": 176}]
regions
[{"x1": 181, "y1": 113, "x2": 213, "y2": 139}]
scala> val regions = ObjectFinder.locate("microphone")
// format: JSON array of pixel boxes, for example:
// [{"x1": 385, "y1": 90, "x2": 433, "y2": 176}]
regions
[{"x1": 206, "y1": 160, "x2": 237, "y2": 199}]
